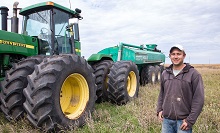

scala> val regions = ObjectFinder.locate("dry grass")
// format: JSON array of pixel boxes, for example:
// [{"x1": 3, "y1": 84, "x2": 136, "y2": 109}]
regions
[
  {"x1": 193, "y1": 64, "x2": 220, "y2": 133},
  {"x1": 0, "y1": 64, "x2": 219, "y2": 132}
]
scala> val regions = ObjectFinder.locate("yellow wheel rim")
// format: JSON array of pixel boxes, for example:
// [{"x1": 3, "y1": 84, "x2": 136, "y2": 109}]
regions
[
  {"x1": 60, "y1": 73, "x2": 89, "y2": 119},
  {"x1": 127, "y1": 71, "x2": 137, "y2": 97}
]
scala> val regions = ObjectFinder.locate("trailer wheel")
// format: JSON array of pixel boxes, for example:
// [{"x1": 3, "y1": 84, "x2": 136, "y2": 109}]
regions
[
  {"x1": 140, "y1": 66, "x2": 148, "y2": 86},
  {"x1": 0, "y1": 56, "x2": 44, "y2": 120},
  {"x1": 147, "y1": 66, "x2": 156, "y2": 84},
  {"x1": 23, "y1": 55, "x2": 96, "y2": 131},
  {"x1": 155, "y1": 65, "x2": 161, "y2": 83},
  {"x1": 92, "y1": 60, "x2": 113, "y2": 103},
  {"x1": 107, "y1": 61, "x2": 139, "y2": 105}
]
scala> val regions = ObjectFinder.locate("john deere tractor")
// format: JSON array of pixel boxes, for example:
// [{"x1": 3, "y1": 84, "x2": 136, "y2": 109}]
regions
[
  {"x1": 0, "y1": 1, "x2": 97, "y2": 131},
  {"x1": 0, "y1": 1, "x2": 140, "y2": 131}
]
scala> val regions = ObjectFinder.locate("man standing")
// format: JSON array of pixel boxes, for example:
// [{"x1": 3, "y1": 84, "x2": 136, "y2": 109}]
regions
[{"x1": 157, "y1": 44, "x2": 204, "y2": 133}]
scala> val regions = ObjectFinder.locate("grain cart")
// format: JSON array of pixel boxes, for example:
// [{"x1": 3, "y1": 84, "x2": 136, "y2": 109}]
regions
[
  {"x1": 0, "y1": 1, "x2": 97, "y2": 131},
  {"x1": 88, "y1": 42, "x2": 165, "y2": 103}
]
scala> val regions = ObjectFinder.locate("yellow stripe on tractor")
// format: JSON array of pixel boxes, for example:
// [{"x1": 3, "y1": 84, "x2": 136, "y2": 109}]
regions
[{"x1": 0, "y1": 39, "x2": 35, "y2": 49}]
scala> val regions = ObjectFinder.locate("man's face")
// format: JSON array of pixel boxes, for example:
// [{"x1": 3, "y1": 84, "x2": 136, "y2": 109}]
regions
[{"x1": 169, "y1": 48, "x2": 186, "y2": 66}]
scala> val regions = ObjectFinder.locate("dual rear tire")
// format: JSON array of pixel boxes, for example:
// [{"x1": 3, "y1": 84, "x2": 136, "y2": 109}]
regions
[
  {"x1": 0, "y1": 55, "x2": 96, "y2": 131},
  {"x1": 23, "y1": 55, "x2": 96, "y2": 131},
  {"x1": 92, "y1": 60, "x2": 140, "y2": 105}
]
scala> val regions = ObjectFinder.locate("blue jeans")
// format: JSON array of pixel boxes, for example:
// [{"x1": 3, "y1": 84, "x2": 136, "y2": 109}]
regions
[{"x1": 162, "y1": 118, "x2": 192, "y2": 133}]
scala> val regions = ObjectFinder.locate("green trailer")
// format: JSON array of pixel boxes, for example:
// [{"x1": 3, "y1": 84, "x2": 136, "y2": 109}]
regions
[
  {"x1": 88, "y1": 42, "x2": 165, "y2": 103},
  {"x1": 88, "y1": 42, "x2": 165, "y2": 65}
]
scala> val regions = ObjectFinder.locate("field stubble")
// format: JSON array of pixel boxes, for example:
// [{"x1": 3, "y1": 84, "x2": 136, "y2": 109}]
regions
[{"x1": 0, "y1": 64, "x2": 219, "y2": 132}]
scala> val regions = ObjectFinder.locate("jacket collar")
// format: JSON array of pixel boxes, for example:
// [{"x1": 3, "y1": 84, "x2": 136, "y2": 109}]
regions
[{"x1": 166, "y1": 63, "x2": 193, "y2": 74}]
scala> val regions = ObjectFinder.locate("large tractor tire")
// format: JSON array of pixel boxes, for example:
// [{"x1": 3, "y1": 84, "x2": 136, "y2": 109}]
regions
[
  {"x1": 0, "y1": 56, "x2": 44, "y2": 120},
  {"x1": 92, "y1": 60, "x2": 113, "y2": 103},
  {"x1": 147, "y1": 65, "x2": 156, "y2": 84},
  {"x1": 107, "y1": 61, "x2": 139, "y2": 105},
  {"x1": 23, "y1": 55, "x2": 96, "y2": 131}
]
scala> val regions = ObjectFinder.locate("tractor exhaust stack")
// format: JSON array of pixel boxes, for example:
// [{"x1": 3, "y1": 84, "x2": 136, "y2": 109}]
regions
[
  {"x1": 0, "y1": 6, "x2": 9, "y2": 31},
  {"x1": 11, "y1": 2, "x2": 19, "y2": 33}
]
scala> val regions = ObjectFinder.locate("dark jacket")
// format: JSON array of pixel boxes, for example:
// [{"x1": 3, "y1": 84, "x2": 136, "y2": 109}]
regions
[{"x1": 157, "y1": 63, "x2": 204, "y2": 128}]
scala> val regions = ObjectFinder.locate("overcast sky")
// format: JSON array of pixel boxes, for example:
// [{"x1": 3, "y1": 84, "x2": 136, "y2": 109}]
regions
[{"x1": 1, "y1": 0, "x2": 220, "y2": 64}]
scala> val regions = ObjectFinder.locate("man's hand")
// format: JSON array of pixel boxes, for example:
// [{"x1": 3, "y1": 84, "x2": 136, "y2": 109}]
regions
[
  {"x1": 158, "y1": 111, "x2": 163, "y2": 121},
  {"x1": 180, "y1": 119, "x2": 189, "y2": 130}
]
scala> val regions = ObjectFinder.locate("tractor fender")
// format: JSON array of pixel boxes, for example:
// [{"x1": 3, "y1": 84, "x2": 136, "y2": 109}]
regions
[{"x1": 87, "y1": 53, "x2": 113, "y2": 62}]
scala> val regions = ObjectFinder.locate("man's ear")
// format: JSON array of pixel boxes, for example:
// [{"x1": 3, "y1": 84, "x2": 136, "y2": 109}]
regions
[{"x1": 183, "y1": 52, "x2": 186, "y2": 57}]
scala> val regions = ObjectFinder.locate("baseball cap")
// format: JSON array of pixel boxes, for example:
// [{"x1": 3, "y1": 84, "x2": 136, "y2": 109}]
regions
[{"x1": 170, "y1": 44, "x2": 185, "y2": 53}]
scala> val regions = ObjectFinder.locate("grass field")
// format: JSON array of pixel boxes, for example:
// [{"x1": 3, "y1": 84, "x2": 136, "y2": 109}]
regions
[{"x1": 0, "y1": 64, "x2": 219, "y2": 133}]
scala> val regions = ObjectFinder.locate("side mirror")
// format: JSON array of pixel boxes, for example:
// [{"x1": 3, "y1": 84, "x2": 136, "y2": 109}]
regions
[
  {"x1": 69, "y1": 18, "x2": 78, "y2": 25},
  {"x1": 68, "y1": 18, "x2": 80, "y2": 41}
]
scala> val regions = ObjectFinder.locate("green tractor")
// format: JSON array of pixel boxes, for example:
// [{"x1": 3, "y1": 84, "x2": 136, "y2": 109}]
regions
[
  {"x1": 0, "y1": 1, "x2": 140, "y2": 131},
  {"x1": 0, "y1": 1, "x2": 97, "y2": 131}
]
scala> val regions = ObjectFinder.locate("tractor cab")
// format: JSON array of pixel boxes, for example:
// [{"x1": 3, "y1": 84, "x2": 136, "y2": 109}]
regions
[{"x1": 19, "y1": 1, "x2": 82, "y2": 55}]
